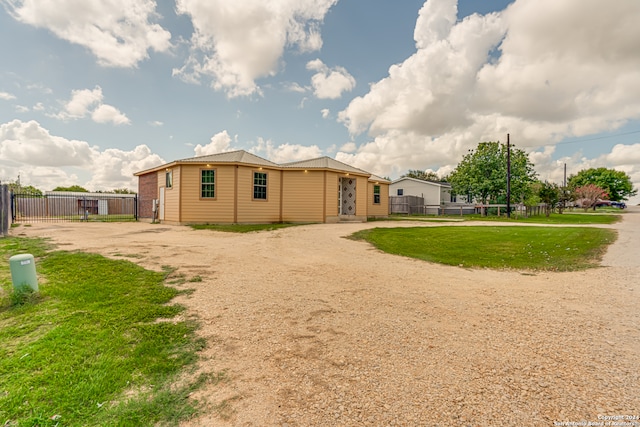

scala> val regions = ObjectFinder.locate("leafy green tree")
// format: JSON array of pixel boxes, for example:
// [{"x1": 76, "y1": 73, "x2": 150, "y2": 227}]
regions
[
  {"x1": 112, "y1": 188, "x2": 136, "y2": 194},
  {"x1": 5, "y1": 182, "x2": 43, "y2": 196},
  {"x1": 568, "y1": 168, "x2": 636, "y2": 202},
  {"x1": 53, "y1": 185, "x2": 89, "y2": 192},
  {"x1": 448, "y1": 141, "x2": 537, "y2": 205},
  {"x1": 537, "y1": 181, "x2": 560, "y2": 217},
  {"x1": 401, "y1": 169, "x2": 442, "y2": 182}
]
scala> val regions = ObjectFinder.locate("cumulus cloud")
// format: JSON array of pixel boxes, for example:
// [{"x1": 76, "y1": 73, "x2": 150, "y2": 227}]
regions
[
  {"x1": 335, "y1": 0, "x2": 640, "y2": 196},
  {"x1": 85, "y1": 145, "x2": 165, "y2": 190},
  {"x1": 92, "y1": 104, "x2": 130, "y2": 125},
  {"x1": 0, "y1": 119, "x2": 164, "y2": 191},
  {"x1": 53, "y1": 86, "x2": 130, "y2": 125},
  {"x1": 321, "y1": 108, "x2": 330, "y2": 119},
  {"x1": 307, "y1": 59, "x2": 356, "y2": 99},
  {"x1": 250, "y1": 138, "x2": 323, "y2": 163},
  {"x1": 285, "y1": 82, "x2": 308, "y2": 93},
  {"x1": 194, "y1": 130, "x2": 235, "y2": 156},
  {"x1": 0, "y1": 92, "x2": 16, "y2": 100},
  {"x1": 3, "y1": 0, "x2": 172, "y2": 67},
  {"x1": 173, "y1": 0, "x2": 337, "y2": 97},
  {"x1": 0, "y1": 119, "x2": 98, "y2": 166}
]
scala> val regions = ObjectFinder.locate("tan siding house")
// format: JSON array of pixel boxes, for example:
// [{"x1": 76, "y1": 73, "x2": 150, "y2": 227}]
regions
[{"x1": 135, "y1": 150, "x2": 389, "y2": 224}]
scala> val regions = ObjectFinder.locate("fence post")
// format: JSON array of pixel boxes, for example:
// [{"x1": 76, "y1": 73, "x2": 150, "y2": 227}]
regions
[
  {"x1": 134, "y1": 195, "x2": 138, "y2": 221},
  {"x1": 0, "y1": 185, "x2": 9, "y2": 236}
]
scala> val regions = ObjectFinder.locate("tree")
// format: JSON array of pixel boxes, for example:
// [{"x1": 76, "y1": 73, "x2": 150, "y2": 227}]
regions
[
  {"x1": 112, "y1": 188, "x2": 136, "y2": 194},
  {"x1": 574, "y1": 184, "x2": 608, "y2": 211},
  {"x1": 568, "y1": 168, "x2": 637, "y2": 202},
  {"x1": 401, "y1": 169, "x2": 442, "y2": 182},
  {"x1": 537, "y1": 181, "x2": 560, "y2": 217},
  {"x1": 53, "y1": 185, "x2": 89, "y2": 192},
  {"x1": 448, "y1": 141, "x2": 537, "y2": 206},
  {"x1": 5, "y1": 181, "x2": 43, "y2": 196}
]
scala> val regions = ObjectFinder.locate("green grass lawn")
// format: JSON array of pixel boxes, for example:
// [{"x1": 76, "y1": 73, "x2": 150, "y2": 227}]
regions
[
  {"x1": 387, "y1": 212, "x2": 621, "y2": 225},
  {"x1": 0, "y1": 238, "x2": 209, "y2": 426},
  {"x1": 190, "y1": 223, "x2": 304, "y2": 233},
  {"x1": 351, "y1": 226, "x2": 617, "y2": 271}
]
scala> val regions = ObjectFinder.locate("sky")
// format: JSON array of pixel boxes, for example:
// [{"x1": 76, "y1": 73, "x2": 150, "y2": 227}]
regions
[{"x1": 1, "y1": 0, "x2": 639, "y2": 204}]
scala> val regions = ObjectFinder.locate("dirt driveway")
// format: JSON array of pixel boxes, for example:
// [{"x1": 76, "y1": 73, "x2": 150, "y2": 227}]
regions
[{"x1": 14, "y1": 209, "x2": 640, "y2": 426}]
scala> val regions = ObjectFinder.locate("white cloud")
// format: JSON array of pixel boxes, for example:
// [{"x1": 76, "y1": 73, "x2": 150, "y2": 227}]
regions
[
  {"x1": 33, "y1": 102, "x2": 44, "y2": 111},
  {"x1": 173, "y1": 0, "x2": 337, "y2": 97},
  {"x1": 335, "y1": 0, "x2": 640, "y2": 195},
  {"x1": 0, "y1": 119, "x2": 164, "y2": 191},
  {"x1": 307, "y1": 59, "x2": 355, "y2": 99},
  {"x1": 53, "y1": 86, "x2": 130, "y2": 125},
  {"x1": 92, "y1": 104, "x2": 131, "y2": 125},
  {"x1": 321, "y1": 108, "x2": 330, "y2": 119},
  {"x1": 285, "y1": 82, "x2": 308, "y2": 93},
  {"x1": 85, "y1": 145, "x2": 164, "y2": 190},
  {"x1": 0, "y1": 119, "x2": 98, "y2": 167},
  {"x1": 15, "y1": 105, "x2": 29, "y2": 113},
  {"x1": 4, "y1": 0, "x2": 172, "y2": 68},
  {"x1": 339, "y1": 142, "x2": 357, "y2": 153},
  {"x1": 249, "y1": 137, "x2": 323, "y2": 163},
  {"x1": 149, "y1": 120, "x2": 163, "y2": 127},
  {"x1": 0, "y1": 92, "x2": 16, "y2": 100},
  {"x1": 194, "y1": 130, "x2": 234, "y2": 156}
]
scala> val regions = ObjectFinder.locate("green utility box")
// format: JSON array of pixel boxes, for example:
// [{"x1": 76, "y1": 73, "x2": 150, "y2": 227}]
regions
[{"x1": 9, "y1": 254, "x2": 39, "y2": 292}]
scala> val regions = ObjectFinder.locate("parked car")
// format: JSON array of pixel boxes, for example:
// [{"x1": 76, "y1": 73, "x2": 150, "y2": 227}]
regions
[
  {"x1": 611, "y1": 201, "x2": 627, "y2": 209},
  {"x1": 594, "y1": 200, "x2": 611, "y2": 207}
]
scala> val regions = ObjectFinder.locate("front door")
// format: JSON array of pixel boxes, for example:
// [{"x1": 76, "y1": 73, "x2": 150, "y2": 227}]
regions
[{"x1": 340, "y1": 177, "x2": 356, "y2": 215}]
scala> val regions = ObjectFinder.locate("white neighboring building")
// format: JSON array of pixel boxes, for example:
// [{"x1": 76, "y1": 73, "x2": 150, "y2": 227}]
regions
[{"x1": 389, "y1": 177, "x2": 454, "y2": 205}]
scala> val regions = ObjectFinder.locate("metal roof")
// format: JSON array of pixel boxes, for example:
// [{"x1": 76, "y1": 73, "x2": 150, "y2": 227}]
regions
[
  {"x1": 281, "y1": 156, "x2": 370, "y2": 175},
  {"x1": 390, "y1": 177, "x2": 451, "y2": 187},
  {"x1": 177, "y1": 150, "x2": 279, "y2": 167},
  {"x1": 369, "y1": 174, "x2": 391, "y2": 183}
]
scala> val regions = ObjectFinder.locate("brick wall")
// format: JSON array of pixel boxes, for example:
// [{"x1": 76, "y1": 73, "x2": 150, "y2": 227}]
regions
[{"x1": 137, "y1": 173, "x2": 157, "y2": 219}]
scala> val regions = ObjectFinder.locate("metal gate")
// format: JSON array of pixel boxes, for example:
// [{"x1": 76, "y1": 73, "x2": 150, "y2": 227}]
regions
[{"x1": 11, "y1": 192, "x2": 138, "y2": 223}]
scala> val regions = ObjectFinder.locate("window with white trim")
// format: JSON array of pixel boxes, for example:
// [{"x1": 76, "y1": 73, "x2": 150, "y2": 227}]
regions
[
  {"x1": 201, "y1": 169, "x2": 215, "y2": 198},
  {"x1": 253, "y1": 172, "x2": 267, "y2": 200}
]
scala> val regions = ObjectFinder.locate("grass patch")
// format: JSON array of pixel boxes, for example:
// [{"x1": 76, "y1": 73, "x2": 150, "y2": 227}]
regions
[
  {"x1": 351, "y1": 226, "x2": 616, "y2": 271},
  {"x1": 463, "y1": 212, "x2": 621, "y2": 225},
  {"x1": 0, "y1": 237, "x2": 206, "y2": 426},
  {"x1": 388, "y1": 212, "x2": 621, "y2": 225},
  {"x1": 190, "y1": 223, "x2": 305, "y2": 233}
]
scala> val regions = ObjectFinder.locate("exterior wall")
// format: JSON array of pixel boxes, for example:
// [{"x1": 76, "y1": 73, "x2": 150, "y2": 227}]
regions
[
  {"x1": 389, "y1": 179, "x2": 450, "y2": 205},
  {"x1": 236, "y1": 166, "x2": 282, "y2": 223},
  {"x1": 355, "y1": 176, "x2": 368, "y2": 219},
  {"x1": 138, "y1": 172, "x2": 157, "y2": 219},
  {"x1": 367, "y1": 181, "x2": 390, "y2": 217},
  {"x1": 178, "y1": 165, "x2": 236, "y2": 223},
  {"x1": 281, "y1": 170, "x2": 325, "y2": 223},
  {"x1": 324, "y1": 172, "x2": 340, "y2": 222},
  {"x1": 162, "y1": 167, "x2": 181, "y2": 222}
]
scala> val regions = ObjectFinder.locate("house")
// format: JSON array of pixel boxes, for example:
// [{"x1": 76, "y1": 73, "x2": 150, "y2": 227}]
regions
[
  {"x1": 389, "y1": 177, "x2": 453, "y2": 205},
  {"x1": 134, "y1": 150, "x2": 389, "y2": 224}
]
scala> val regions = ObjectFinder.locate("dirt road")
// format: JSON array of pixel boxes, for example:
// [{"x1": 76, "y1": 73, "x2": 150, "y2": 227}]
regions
[{"x1": 14, "y1": 209, "x2": 640, "y2": 426}]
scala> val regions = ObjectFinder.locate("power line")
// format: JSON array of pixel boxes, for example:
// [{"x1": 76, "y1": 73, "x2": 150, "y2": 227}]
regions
[{"x1": 551, "y1": 129, "x2": 640, "y2": 146}]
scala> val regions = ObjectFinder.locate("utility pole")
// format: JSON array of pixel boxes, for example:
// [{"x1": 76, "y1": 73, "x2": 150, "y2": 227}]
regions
[{"x1": 506, "y1": 134, "x2": 511, "y2": 219}]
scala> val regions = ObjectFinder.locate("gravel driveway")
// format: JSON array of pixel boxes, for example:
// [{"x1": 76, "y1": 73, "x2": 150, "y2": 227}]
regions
[{"x1": 15, "y1": 208, "x2": 640, "y2": 426}]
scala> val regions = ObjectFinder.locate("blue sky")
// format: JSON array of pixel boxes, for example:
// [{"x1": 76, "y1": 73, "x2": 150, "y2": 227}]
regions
[{"x1": 1, "y1": 0, "x2": 639, "y2": 203}]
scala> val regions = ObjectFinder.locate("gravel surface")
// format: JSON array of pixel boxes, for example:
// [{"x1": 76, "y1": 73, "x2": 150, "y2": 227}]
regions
[{"x1": 15, "y1": 208, "x2": 640, "y2": 427}]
